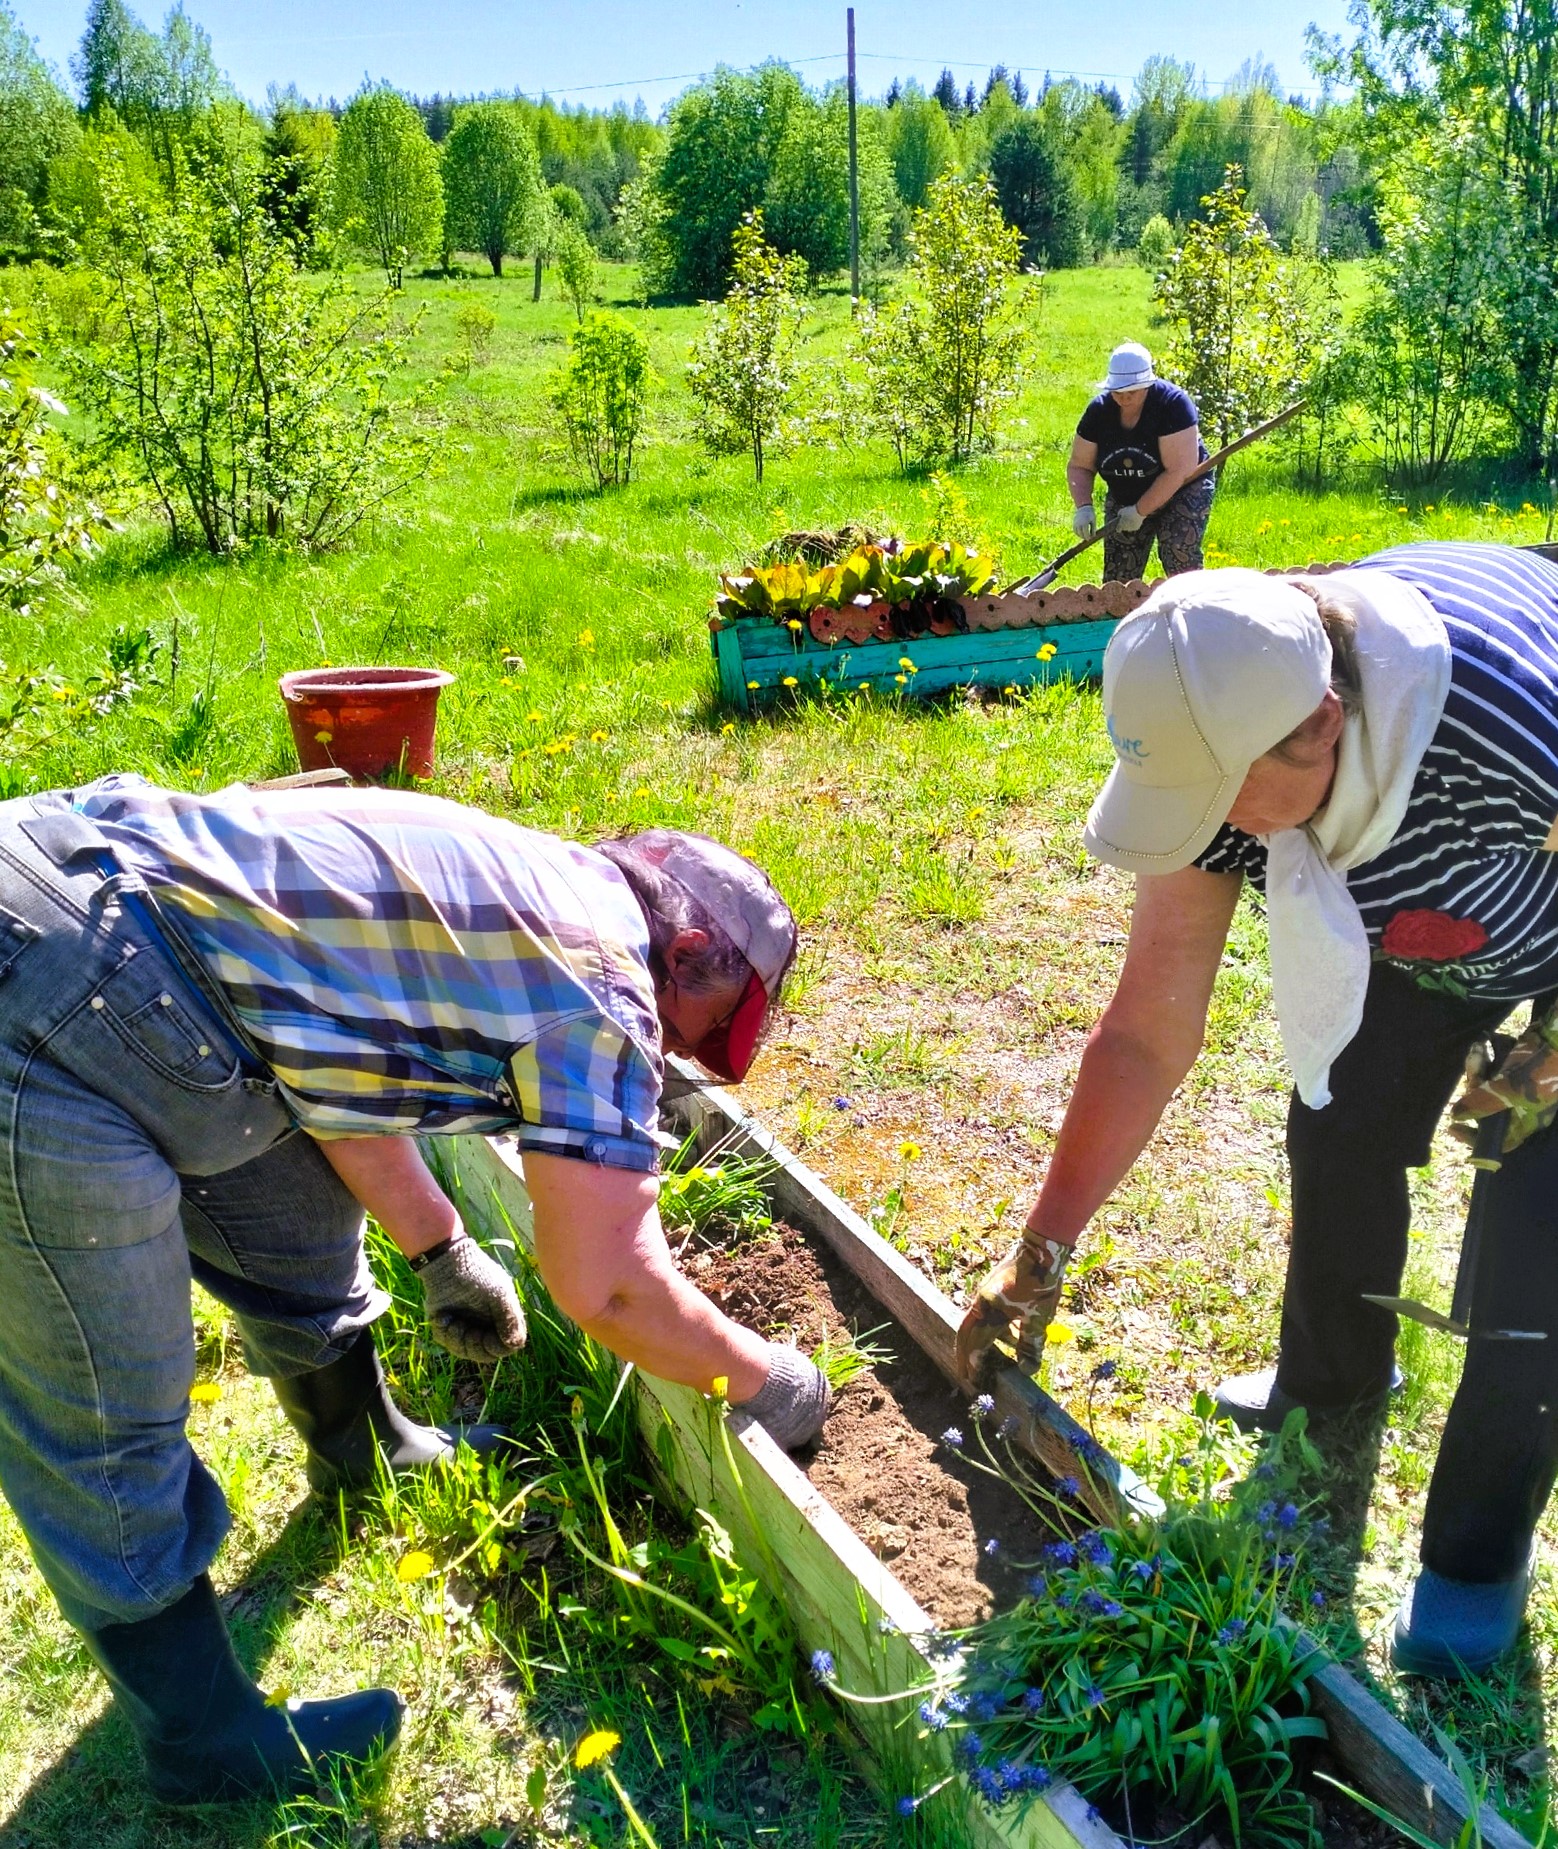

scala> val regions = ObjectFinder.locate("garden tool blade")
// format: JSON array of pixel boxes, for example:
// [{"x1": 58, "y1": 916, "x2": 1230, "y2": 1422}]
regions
[{"x1": 1358, "y1": 1294, "x2": 1544, "y2": 1341}]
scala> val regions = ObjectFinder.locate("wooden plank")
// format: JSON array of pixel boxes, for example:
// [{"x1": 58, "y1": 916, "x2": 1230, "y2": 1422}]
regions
[
  {"x1": 663, "y1": 1067, "x2": 1163, "y2": 1527},
  {"x1": 710, "y1": 622, "x2": 751, "y2": 711},
  {"x1": 1280, "y1": 1626, "x2": 1531, "y2": 1849},
  {"x1": 428, "y1": 1133, "x2": 1122, "y2": 1849}
]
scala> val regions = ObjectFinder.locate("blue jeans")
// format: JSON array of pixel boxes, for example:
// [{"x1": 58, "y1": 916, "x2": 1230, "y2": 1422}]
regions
[{"x1": 0, "y1": 798, "x2": 387, "y2": 1630}]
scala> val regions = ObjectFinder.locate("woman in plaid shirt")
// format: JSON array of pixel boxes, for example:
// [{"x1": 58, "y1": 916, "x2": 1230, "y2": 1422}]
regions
[{"x1": 0, "y1": 777, "x2": 823, "y2": 1803}]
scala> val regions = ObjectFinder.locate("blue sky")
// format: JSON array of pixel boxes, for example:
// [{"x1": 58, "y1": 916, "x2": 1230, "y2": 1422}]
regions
[{"x1": 15, "y1": 0, "x2": 1357, "y2": 112}]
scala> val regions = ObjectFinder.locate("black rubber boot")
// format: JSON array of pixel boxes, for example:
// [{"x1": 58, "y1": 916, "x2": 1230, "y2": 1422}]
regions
[
  {"x1": 1212, "y1": 1362, "x2": 1405, "y2": 1434},
  {"x1": 272, "y1": 1327, "x2": 510, "y2": 1495},
  {"x1": 81, "y1": 1575, "x2": 402, "y2": 1805}
]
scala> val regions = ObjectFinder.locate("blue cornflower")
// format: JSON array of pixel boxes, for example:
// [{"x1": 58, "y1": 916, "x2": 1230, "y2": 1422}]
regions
[
  {"x1": 1085, "y1": 1684, "x2": 1106, "y2": 1708},
  {"x1": 1025, "y1": 1574, "x2": 1048, "y2": 1599},
  {"x1": 1044, "y1": 1540, "x2": 1077, "y2": 1566},
  {"x1": 1080, "y1": 1590, "x2": 1108, "y2": 1615},
  {"x1": 984, "y1": 1537, "x2": 1001, "y2": 1558},
  {"x1": 1256, "y1": 1499, "x2": 1277, "y2": 1525},
  {"x1": 1277, "y1": 1502, "x2": 1300, "y2": 1530},
  {"x1": 1086, "y1": 1804, "x2": 1102, "y2": 1822},
  {"x1": 918, "y1": 1700, "x2": 947, "y2": 1732},
  {"x1": 942, "y1": 1427, "x2": 965, "y2": 1449},
  {"x1": 1101, "y1": 1598, "x2": 1123, "y2": 1617},
  {"x1": 972, "y1": 1393, "x2": 995, "y2": 1420},
  {"x1": 1055, "y1": 1475, "x2": 1082, "y2": 1499},
  {"x1": 1090, "y1": 1358, "x2": 1118, "y2": 1380},
  {"x1": 1218, "y1": 1619, "x2": 1248, "y2": 1645},
  {"x1": 811, "y1": 1649, "x2": 836, "y2": 1683},
  {"x1": 1310, "y1": 1589, "x2": 1327, "y2": 1608},
  {"x1": 1028, "y1": 1765, "x2": 1054, "y2": 1791},
  {"x1": 943, "y1": 1691, "x2": 969, "y2": 1714},
  {"x1": 995, "y1": 1760, "x2": 1023, "y2": 1795},
  {"x1": 927, "y1": 1630, "x2": 961, "y2": 1659},
  {"x1": 1128, "y1": 1558, "x2": 1154, "y2": 1581},
  {"x1": 1021, "y1": 1686, "x2": 1047, "y2": 1713},
  {"x1": 895, "y1": 1796, "x2": 919, "y2": 1817},
  {"x1": 970, "y1": 1764, "x2": 1005, "y2": 1806}
]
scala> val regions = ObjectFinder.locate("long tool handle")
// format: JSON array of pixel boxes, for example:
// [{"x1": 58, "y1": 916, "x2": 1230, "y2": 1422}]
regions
[
  {"x1": 1018, "y1": 399, "x2": 1310, "y2": 593},
  {"x1": 1451, "y1": 1110, "x2": 1511, "y2": 1330}
]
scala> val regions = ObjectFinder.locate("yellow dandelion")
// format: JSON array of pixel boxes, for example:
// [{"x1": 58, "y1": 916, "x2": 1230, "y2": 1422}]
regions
[
  {"x1": 527, "y1": 710, "x2": 544, "y2": 722},
  {"x1": 894, "y1": 673, "x2": 906, "y2": 685},
  {"x1": 898, "y1": 1139, "x2": 921, "y2": 1162},
  {"x1": 1037, "y1": 642, "x2": 1058, "y2": 661},
  {"x1": 590, "y1": 729, "x2": 609, "y2": 743},
  {"x1": 314, "y1": 728, "x2": 333, "y2": 745},
  {"x1": 967, "y1": 805, "x2": 987, "y2": 821},
  {"x1": 747, "y1": 679, "x2": 759, "y2": 690},
  {"x1": 634, "y1": 786, "x2": 652, "y2": 798},
  {"x1": 782, "y1": 675, "x2": 798, "y2": 687},
  {"x1": 1003, "y1": 684, "x2": 1018, "y2": 696},
  {"x1": 1046, "y1": 1321, "x2": 1076, "y2": 1347},
  {"x1": 575, "y1": 1729, "x2": 621, "y2": 1769},
  {"x1": 1425, "y1": 503, "x2": 1436, "y2": 513},
  {"x1": 787, "y1": 618, "x2": 804, "y2": 631},
  {"x1": 1522, "y1": 501, "x2": 1537, "y2": 515},
  {"x1": 1280, "y1": 518, "x2": 1291, "y2": 527},
  {"x1": 396, "y1": 1550, "x2": 435, "y2": 1583},
  {"x1": 578, "y1": 629, "x2": 595, "y2": 647},
  {"x1": 710, "y1": 1375, "x2": 729, "y2": 1400},
  {"x1": 499, "y1": 676, "x2": 512, "y2": 688},
  {"x1": 1396, "y1": 505, "x2": 1409, "y2": 515},
  {"x1": 189, "y1": 1381, "x2": 222, "y2": 1404},
  {"x1": 898, "y1": 656, "x2": 917, "y2": 672},
  {"x1": 721, "y1": 721, "x2": 735, "y2": 735},
  {"x1": 1256, "y1": 519, "x2": 1273, "y2": 535},
  {"x1": 1349, "y1": 532, "x2": 1361, "y2": 542}
]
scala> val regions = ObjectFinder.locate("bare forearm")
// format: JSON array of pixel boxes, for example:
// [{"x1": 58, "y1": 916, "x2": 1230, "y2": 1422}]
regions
[
  {"x1": 1067, "y1": 463, "x2": 1097, "y2": 508},
  {"x1": 310, "y1": 1133, "x2": 459, "y2": 1257},
  {"x1": 1135, "y1": 469, "x2": 1191, "y2": 518},
  {"x1": 575, "y1": 1266, "x2": 771, "y2": 1400},
  {"x1": 1026, "y1": 1020, "x2": 1198, "y2": 1247}
]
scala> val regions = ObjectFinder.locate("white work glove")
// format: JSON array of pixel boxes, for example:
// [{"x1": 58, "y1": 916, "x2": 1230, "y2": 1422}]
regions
[
  {"x1": 1071, "y1": 504, "x2": 1096, "y2": 540},
  {"x1": 733, "y1": 1344, "x2": 832, "y2": 1449},
  {"x1": 1114, "y1": 504, "x2": 1144, "y2": 533},
  {"x1": 414, "y1": 1231, "x2": 528, "y2": 1362}
]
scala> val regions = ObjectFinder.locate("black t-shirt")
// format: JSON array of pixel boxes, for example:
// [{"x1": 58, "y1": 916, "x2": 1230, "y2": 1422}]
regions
[{"x1": 1076, "y1": 380, "x2": 1206, "y2": 494}]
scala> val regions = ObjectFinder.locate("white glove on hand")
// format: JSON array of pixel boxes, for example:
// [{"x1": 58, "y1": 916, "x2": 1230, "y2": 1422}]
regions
[
  {"x1": 416, "y1": 1233, "x2": 528, "y2": 1362},
  {"x1": 1114, "y1": 504, "x2": 1144, "y2": 533},
  {"x1": 1071, "y1": 504, "x2": 1096, "y2": 540},
  {"x1": 733, "y1": 1344, "x2": 832, "y2": 1449}
]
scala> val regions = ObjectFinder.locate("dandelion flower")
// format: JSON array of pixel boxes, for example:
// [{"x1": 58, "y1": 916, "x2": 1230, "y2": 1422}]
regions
[
  {"x1": 1036, "y1": 642, "x2": 1057, "y2": 662},
  {"x1": 787, "y1": 618, "x2": 804, "y2": 631},
  {"x1": 782, "y1": 675, "x2": 799, "y2": 687},
  {"x1": 634, "y1": 786, "x2": 652, "y2": 798},
  {"x1": 189, "y1": 1381, "x2": 222, "y2": 1404},
  {"x1": 575, "y1": 1728, "x2": 621, "y2": 1768},
  {"x1": 590, "y1": 729, "x2": 609, "y2": 743},
  {"x1": 894, "y1": 674, "x2": 906, "y2": 685},
  {"x1": 313, "y1": 729, "x2": 333, "y2": 745},
  {"x1": 396, "y1": 1550, "x2": 435, "y2": 1583},
  {"x1": 527, "y1": 710, "x2": 544, "y2": 723},
  {"x1": 898, "y1": 1139, "x2": 921, "y2": 1161},
  {"x1": 898, "y1": 656, "x2": 917, "y2": 672},
  {"x1": 746, "y1": 679, "x2": 759, "y2": 689},
  {"x1": 1046, "y1": 1320, "x2": 1075, "y2": 1346},
  {"x1": 578, "y1": 629, "x2": 595, "y2": 647},
  {"x1": 721, "y1": 722, "x2": 735, "y2": 735}
]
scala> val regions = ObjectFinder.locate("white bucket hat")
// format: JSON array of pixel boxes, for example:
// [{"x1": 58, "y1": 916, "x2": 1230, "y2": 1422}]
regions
[
  {"x1": 1098, "y1": 340, "x2": 1156, "y2": 392},
  {"x1": 1082, "y1": 570, "x2": 1333, "y2": 873}
]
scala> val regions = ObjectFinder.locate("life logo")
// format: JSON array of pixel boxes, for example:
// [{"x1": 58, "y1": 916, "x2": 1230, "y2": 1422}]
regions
[{"x1": 1107, "y1": 714, "x2": 1150, "y2": 765}]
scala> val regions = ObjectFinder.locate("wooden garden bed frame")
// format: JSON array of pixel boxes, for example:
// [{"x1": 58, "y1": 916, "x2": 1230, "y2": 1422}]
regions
[{"x1": 427, "y1": 1074, "x2": 1531, "y2": 1849}]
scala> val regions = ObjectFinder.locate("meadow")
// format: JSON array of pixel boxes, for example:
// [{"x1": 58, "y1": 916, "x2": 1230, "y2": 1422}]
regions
[{"x1": 3, "y1": 253, "x2": 1556, "y2": 1848}]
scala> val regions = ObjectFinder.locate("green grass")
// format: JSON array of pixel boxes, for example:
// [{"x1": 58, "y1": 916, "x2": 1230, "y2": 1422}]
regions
[{"x1": 3, "y1": 250, "x2": 1557, "y2": 1844}]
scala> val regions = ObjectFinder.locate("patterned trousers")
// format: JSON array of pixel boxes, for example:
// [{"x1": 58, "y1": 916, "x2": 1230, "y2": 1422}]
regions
[{"x1": 1103, "y1": 473, "x2": 1216, "y2": 582}]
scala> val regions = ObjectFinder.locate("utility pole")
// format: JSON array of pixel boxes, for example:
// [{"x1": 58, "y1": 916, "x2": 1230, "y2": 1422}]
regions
[{"x1": 847, "y1": 5, "x2": 860, "y2": 308}]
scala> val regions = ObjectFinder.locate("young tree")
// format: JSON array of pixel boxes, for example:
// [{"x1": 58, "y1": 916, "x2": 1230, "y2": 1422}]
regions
[
  {"x1": 331, "y1": 82, "x2": 443, "y2": 287},
  {"x1": 72, "y1": 0, "x2": 156, "y2": 121},
  {"x1": 763, "y1": 89, "x2": 897, "y2": 283},
  {"x1": 854, "y1": 172, "x2": 1027, "y2": 466},
  {"x1": 885, "y1": 82, "x2": 955, "y2": 212},
  {"x1": 552, "y1": 310, "x2": 650, "y2": 487},
  {"x1": 0, "y1": 2, "x2": 79, "y2": 257},
  {"x1": 260, "y1": 87, "x2": 336, "y2": 265},
  {"x1": 442, "y1": 101, "x2": 542, "y2": 277},
  {"x1": 555, "y1": 218, "x2": 595, "y2": 320},
  {"x1": 989, "y1": 113, "x2": 1085, "y2": 267},
  {"x1": 685, "y1": 210, "x2": 807, "y2": 482},
  {"x1": 69, "y1": 122, "x2": 434, "y2": 551},
  {"x1": 1153, "y1": 166, "x2": 1315, "y2": 447}
]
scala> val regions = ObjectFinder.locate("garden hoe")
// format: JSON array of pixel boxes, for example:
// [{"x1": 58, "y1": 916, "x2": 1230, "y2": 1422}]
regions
[
  {"x1": 1011, "y1": 400, "x2": 1309, "y2": 596},
  {"x1": 1361, "y1": 1112, "x2": 1546, "y2": 1342}
]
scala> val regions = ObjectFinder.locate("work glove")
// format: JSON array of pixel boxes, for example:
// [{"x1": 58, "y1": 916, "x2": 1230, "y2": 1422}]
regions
[
  {"x1": 1071, "y1": 504, "x2": 1097, "y2": 540},
  {"x1": 954, "y1": 1232, "x2": 1073, "y2": 1385},
  {"x1": 415, "y1": 1231, "x2": 528, "y2": 1362},
  {"x1": 1450, "y1": 1001, "x2": 1558, "y2": 1159},
  {"x1": 1114, "y1": 503, "x2": 1144, "y2": 533},
  {"x1": 733, "y1": 1344, "x2": 832, "y2": 1449}
]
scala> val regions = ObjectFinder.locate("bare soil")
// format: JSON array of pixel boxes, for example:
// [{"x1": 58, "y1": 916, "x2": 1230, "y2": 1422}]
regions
[{"x1": 683, "y1": 1217, "x2": 1060, "y2": 1630}]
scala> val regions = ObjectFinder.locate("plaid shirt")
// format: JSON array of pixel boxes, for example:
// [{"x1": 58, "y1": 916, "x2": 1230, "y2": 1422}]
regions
[{"x1": 72, "y1": 777, "x2": 662, "y2": 1170}]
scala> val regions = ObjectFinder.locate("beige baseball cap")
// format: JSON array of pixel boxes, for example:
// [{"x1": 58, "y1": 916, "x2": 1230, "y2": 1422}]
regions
[{"x1": 1083, "y1": 570, "x2": 1334, "y2": 873}]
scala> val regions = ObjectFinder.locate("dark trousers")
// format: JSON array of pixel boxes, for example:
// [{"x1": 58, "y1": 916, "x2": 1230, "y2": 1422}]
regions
[
  {"x1": 1275, "y1": 963, "x2": 1558, "y2": 1581},
  {"x1": 1103, "y1": 473, "x2": 1216, "y2": 581}
]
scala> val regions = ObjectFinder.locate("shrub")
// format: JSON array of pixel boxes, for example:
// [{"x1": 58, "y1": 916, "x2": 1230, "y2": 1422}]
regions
[
  {"x1": 67, "y1": 124, "x2": 435, "y2": 553},
  {"x1": 553, "y1": 310, "x2": 650, "y2": 489},
  {"x1": 555, "y1": 220, "x2": 595, "y2": 323},
  {"x1": 453, "y1": 299, "x2": 497, "y2": 369},
  {"x1": 853, "y1": 173, "x2": 1026, "y2": 468},
  {"x1": 685, "y1": 210, "x2": 807, "y2": 484},
  {"x1": 1136, "y1": 212, "x2": 1176, "y2": 272}
]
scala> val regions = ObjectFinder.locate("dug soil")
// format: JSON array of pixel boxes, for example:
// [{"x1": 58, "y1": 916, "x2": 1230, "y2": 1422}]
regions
[{"x1": 682, "y1": 1218, "x2": 1056, "y2": 1629}]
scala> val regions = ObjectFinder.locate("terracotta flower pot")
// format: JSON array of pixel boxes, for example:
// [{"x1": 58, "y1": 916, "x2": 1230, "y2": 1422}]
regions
[{"x1": 278, "y1": 666, "x2": 456, "y2": 781}]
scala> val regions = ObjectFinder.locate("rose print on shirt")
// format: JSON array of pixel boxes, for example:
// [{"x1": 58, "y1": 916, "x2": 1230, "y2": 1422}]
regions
[{"x1": 1376, "y1": 908, "x2": 1489, "y2": 997}]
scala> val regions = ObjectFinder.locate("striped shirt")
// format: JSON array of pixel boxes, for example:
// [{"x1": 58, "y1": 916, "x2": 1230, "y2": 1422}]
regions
[
  {"x1": 1197, "y1": 543, "x2": 1558, "y2": 1002},
  {"x1": 71, "y1": 777, "x2": 663, "y2": 1168}
]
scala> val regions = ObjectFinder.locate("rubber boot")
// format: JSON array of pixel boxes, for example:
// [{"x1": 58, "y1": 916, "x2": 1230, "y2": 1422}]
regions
[
  {"x1": 1392, "y1": 1559, "x2": 1531, "y2": 1678},
  {"x1": 80, "y1": 1575, "x2": 402, "y2": 1804},
  {"x1": 272, "y1": 1327, "x2": 510, "y2": 1495},
  {"x1": 1212, "y1": 1362, "x2": 1405, "y2": 1434}
]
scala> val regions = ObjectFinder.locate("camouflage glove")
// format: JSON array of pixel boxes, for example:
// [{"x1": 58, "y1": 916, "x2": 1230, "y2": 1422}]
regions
[
  {"x1": 1450, "y1": 1001, "x2": 1558, "y2": 1160},
  {"x1": 954, "y1": 1233, "x2": 1073, "y2": 1385}
]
